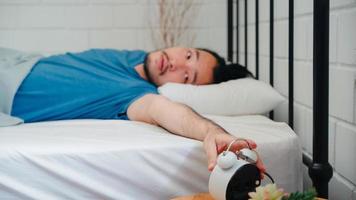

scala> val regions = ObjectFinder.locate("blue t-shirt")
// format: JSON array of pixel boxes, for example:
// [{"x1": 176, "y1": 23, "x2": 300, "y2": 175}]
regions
[{"x1": 11, "y1": 49, "x2": 158, "y2": 122}]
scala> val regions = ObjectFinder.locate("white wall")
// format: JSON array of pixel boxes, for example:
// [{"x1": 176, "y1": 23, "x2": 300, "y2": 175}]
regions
[
  {"x1": 236, "y1": 0, "x2": 356, "y2": 199},
  {"x1": 1, "y1": 0, "x2": 355, "y2": 199},
  {"x1": 0, "y1": 0, "x2": 226, "y2": 55}
]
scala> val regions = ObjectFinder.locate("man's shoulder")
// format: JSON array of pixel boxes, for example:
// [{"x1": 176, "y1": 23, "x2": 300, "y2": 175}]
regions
[{"x1": 86, "y1": 48, "x2": 146, "y2": 55}]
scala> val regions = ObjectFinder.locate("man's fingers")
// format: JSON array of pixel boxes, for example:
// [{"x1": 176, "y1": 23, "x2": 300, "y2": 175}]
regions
[
  {"x1": 216, "y1": 135, "x2": 257, "y2": 151},
  {"x1": 256, "y1": 161, "x2": 266, "y2": 172},
  {"x1": 257, "y1": 161, "x2": 266, "y2": 179},
  {"x1": 204, "y1": 137, "x2": 218, "y2": 171},
  {"x1": 254, "y1": 151, "x2": 266, "y2": 179},
  {"x1": 246, "y1": 139, "x2": 257, "y2": 149},
  {"x1": 217, "y1": 144, "x2": 227, "y2": 154},
  {"x1": 227, "y1": 139, "x2": 256, "y2": 152}
]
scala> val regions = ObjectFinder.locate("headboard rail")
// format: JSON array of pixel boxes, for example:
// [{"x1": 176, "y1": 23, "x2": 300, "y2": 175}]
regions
[{"x1": 226, "y1": 0, "x2": 333, "y2": 197}]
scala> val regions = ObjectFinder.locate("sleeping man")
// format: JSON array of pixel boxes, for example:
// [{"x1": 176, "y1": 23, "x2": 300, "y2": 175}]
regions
[{"x1": 0, "y1": 47, "x2": 266, "y2": 174}]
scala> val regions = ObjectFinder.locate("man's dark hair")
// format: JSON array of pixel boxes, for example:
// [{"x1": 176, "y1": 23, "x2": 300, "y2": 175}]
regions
[{"x1": 198, "y1": 48, "x2": 254, "y2": 84}]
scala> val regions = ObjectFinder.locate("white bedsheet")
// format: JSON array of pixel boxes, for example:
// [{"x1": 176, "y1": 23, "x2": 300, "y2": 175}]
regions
[{"x1": 0, "y1": 115, "x2": 302, "y2": 200}]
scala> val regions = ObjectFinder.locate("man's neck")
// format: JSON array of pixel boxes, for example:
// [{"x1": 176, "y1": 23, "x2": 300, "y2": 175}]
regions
[{"x1": 134, "y1": 64, "x2": 148, "y2": 81}]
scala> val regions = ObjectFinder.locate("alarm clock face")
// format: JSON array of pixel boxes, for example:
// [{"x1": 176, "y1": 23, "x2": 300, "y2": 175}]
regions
[{"x1": 225, "y1": 163, "x2": 261, "y2": 200}]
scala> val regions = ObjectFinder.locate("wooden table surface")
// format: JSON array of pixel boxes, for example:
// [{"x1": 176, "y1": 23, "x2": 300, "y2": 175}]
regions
[
  {"x1": 171, "y1": 193, "x2": 214, "y2": 200},
  {"x1": 171, "y1": 193, "x2": 327, "y2": 200}
]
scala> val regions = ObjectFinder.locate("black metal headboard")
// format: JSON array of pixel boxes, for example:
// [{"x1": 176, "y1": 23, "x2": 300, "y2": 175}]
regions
[{"x1": 227, "y1": 0, "x2": 333, "y2": 198}]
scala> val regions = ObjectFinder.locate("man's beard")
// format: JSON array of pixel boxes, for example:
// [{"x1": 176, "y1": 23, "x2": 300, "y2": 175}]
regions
[{"x1": 143, "y1": 54, "x2": 156, "y2": 85}]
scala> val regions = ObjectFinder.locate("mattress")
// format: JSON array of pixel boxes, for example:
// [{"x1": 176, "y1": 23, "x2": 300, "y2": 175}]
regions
[{"x1": 0, "y1": 115, "x2": 302, "y2": 200}]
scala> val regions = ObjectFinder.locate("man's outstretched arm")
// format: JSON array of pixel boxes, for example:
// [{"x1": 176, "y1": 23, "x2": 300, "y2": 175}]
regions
[{"x1": 127, "y1": 94, "x2": 265, "y2": 172}]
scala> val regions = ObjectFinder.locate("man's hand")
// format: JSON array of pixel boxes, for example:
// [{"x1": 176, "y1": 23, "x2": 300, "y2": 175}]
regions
[{"x1": 203, "y1": 132, "x2": 266, "y2": 177}]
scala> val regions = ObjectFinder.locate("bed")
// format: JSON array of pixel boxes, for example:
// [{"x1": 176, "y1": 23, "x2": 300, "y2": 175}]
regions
[{"x1": 0, "y1": 115, "x2": 301, "y2": 199}]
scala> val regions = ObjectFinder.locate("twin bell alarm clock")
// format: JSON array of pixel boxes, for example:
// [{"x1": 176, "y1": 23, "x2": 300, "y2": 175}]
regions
[{"x1": 208, "y1": 139, "x2": 264, "y2": 200}]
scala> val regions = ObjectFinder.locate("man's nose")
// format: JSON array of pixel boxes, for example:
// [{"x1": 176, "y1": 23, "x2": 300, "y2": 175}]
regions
[
  {"x1": 168, "y1": 59, "x2": 187, "y2": 72},
  {"x1": 168, "y1": 62, "x2": 177, "y2": 72}
]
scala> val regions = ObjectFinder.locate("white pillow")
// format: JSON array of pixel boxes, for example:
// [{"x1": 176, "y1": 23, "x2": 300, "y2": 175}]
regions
[{"x1": 158, "y1": 78, "x2": 285, "y2": 116}]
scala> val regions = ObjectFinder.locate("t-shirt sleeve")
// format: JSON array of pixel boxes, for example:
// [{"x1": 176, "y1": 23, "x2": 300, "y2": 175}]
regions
[{"x1": 117, "y1": 83, "x2": 159, "y2": 120}]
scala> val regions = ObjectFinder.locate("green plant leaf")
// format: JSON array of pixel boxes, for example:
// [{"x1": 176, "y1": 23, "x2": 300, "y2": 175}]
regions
[{"x1": 282, "y1": 188, "x2": 317, "y2": 200}]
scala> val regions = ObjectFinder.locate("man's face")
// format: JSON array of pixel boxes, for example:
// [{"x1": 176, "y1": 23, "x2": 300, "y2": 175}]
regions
[{"x1": 143, "y1": 47, "x2": 218, "y2": 86}]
